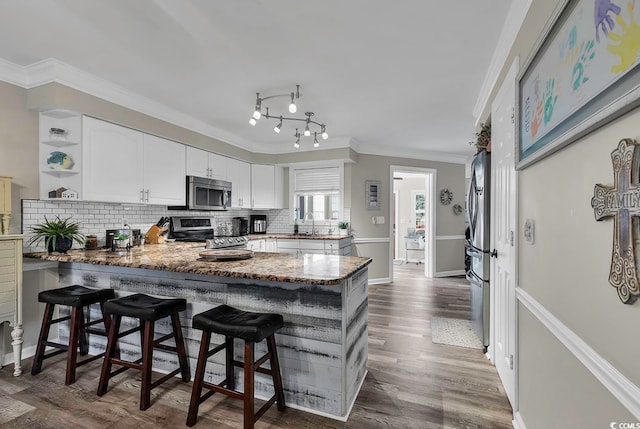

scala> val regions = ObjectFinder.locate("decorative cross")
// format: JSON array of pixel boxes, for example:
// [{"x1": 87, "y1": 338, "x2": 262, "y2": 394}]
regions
[{"x1": 591, "y1": 138, "x2": 640, "y2": 304}]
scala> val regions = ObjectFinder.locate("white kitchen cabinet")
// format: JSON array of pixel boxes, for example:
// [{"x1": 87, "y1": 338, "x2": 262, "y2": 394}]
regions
[
  {"x1": 274, "y1": 237, "x2": 351, "y2": 256},
  {"x1": 227, "y1": 158, "x2": 251, "y2": 208},
  {"x1": 83, "y1": 117, "x2": 186, "y2": 205},
  {"x1": 246, "y1": 239, "x2": 265, "y2": 251},
  {"x1": 186, "y1": 147, "x2": 227, "y2": 180},
  {"x1": 251, "y1": 164, "x2": 284, "y2": 209},
  {"x1": 143, "y1": 134, "x2": 186, "y2": 205},
  {"x1": 83, "y1": 116, "x2": 144, "y2": 203},
  {"x1": 0, "y1": 235, "x2": 24, "y2": 376},
  {"x1": 39, "y1": 110, "x2": 83, "y2": 201}
]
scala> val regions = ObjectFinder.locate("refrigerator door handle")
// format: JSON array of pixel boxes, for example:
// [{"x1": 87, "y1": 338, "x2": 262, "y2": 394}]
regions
[{"x1": 467, "y1": 269, "x2": 485, "y2": 285}]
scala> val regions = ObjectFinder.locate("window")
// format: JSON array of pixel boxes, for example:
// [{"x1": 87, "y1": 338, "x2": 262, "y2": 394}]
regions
[
  {"x1": 412, "y1": 191, "x2": 426, "y2": 229},
  {"x1": 291, "y1": 164, "x2": 343, "y2": 222}
]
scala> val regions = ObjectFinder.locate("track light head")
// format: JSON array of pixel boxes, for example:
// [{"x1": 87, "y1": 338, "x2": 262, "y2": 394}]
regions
[
  {"x1": 321, "y1": 125, "x2": 328, "y2": 140},
  {"x1": 249, "y1": 117, "x2": 257, "y2": 126},
  {"x1": 274, "y1": 117, "x2": 283, "y2": 133},
  {"x1": 313, "y1": 132, "x2": 320, "y2": 148},
  {"x1": 289, "y1": 92, "x2": 297, "y2": 113}
]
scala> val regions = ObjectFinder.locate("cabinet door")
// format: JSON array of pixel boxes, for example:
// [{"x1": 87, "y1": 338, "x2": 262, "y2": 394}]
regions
[
  {"x1": 143, "y1": 135, "x2": 186, "y2": 205},
  {"x1": 251, "y1": 164, "x2": 275, "y2": 209},
  {"x1": 83, "y1": 117, "x2": 144, "y2": 203},
  {"x1": 209, "y1": 153, "x2": 228, "y2": 180},
  {"x1": 227, "y1": 158, "x2": 251, "y2": 208},
  {"x1": 186, "y1": 146, "x2": 210, "y2": 178}
]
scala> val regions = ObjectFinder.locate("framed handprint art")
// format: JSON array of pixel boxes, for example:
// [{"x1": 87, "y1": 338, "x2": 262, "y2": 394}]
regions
[{"x1": 517, "y1": 0, "x2": 640, "y2": 169}]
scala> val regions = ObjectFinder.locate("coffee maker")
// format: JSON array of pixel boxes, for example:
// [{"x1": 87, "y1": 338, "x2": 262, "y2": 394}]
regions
[
  {"x1": 250, "y1": 215, "x2": 267, "y2": 234},
  {"x1": 232, "y1": 217, "x2": 249, "y2": 236}
]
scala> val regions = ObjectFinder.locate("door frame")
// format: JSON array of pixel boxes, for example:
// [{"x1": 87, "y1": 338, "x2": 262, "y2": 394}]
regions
[{"x1": 389, "y1": 165, "x2": 436, "y2": 278}]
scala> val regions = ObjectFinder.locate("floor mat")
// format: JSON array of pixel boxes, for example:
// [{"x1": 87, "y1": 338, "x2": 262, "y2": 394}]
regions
[{"x1": 431, "y1": 317, "x2": 482, "y2": 349}]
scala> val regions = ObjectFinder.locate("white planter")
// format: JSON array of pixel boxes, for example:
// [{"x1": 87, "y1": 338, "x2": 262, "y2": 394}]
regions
[{"x1": 339, "y1": 229, "x2": 348, "y2": 236}]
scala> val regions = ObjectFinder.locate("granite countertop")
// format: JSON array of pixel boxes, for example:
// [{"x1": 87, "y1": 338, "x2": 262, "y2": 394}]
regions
[
  {"x1": 24, "y1": 242, "x2": 371, "y2": 285},
  {"x1": 247, "y1": 233, "x2": 352, "y2": 240}
]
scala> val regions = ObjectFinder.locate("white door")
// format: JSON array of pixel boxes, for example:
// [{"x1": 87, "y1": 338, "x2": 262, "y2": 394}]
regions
[
  {"x1": 143, "y1": 134, "x2": 186, "y2": 205},
  {"x1": 82, "y1": 116, "x2": 144, "y2": 203},
  {"x1": 490, "y1": 59, "x2": 518, "y2": 407}
]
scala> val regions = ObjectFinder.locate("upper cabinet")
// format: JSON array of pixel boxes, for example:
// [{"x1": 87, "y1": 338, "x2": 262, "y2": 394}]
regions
[
  {"x1": 82, "y1": 116, "x2": 185, "y2": 205},
  {"x1": 186, "y1": 146, "x2": 227, "y2": 180},
  {"x1": 251, "y1": 164, "x2": 284, "y2": 209},
  {"x1": 227, "y1": 157, "x2": 251, "y2": 208},
  {"x1": 39, "y1": 110, "x2": 83, "y2": 200},
  {"x1": 142, "y1": 134, "x2": 186, "y2": 205}
]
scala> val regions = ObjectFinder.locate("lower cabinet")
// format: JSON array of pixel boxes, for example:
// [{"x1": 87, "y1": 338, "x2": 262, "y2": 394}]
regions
[{"x1": 250, "y1": 237, "x2": 351, "y2": 255}]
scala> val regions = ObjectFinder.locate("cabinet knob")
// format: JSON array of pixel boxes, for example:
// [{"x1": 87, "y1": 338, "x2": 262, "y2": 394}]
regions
[{"x1": 145, "y1": 189, "x2": 149, "y2": 202}]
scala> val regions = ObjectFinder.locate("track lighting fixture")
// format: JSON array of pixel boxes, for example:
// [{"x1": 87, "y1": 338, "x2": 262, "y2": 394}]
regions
[
  {"x1": 274, "y1": 116, "x2": 283, "y2": 134},
  {"x1": 248, "y1": 84, "x2": 328, "y2": 148}
]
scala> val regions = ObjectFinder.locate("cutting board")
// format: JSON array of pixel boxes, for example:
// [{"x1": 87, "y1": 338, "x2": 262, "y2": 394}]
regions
[{"x1": 199, "y1": 249, "x2": 254, "y2": 261}]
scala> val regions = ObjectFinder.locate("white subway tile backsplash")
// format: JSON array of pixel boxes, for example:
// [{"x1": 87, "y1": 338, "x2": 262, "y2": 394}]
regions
[{"x1": 21, "y1": 200, "x2": 321, "y2": 252}]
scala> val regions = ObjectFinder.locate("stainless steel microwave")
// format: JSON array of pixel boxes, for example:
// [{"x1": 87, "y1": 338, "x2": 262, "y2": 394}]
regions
[{"x1": 169, "y1": 176, "x2": 231, "y2": 211}]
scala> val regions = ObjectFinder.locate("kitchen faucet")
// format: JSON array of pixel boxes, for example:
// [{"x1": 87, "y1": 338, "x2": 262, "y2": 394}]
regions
[
  {"x1": 305, "y1": 212, "x2": 315, "y2": 235},
  {"x1": 124, "y1": 223, "x2": 132, "y2": 249}
]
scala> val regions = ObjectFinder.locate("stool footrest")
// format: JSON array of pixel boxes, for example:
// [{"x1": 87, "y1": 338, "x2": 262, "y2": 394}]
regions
[
  {"x1": 75, "y1": 352, "x2": 105, "y2": 368},
  {"x1": 117, "y1": 325, "x2": 142, "y2": 338},
  {"x1": 82, "y1": 319, "x2": 106, "y2": 328},
  {"x1": 51, "y1": 315, "x2": 71, "y2": 324},
  {"x1": 206, "y1": 342, "x2": 226, "y2": 359},
  {"x1": 253, "y1": 352, "x2": 271, "y2": 369},
  {"x1": 109, "y1": 357, "x2": 144, "y2": 378},
  {"x1": 83, "y1": 328, "x2": 108, "y2": 336},
  {"x1": 150, "y1": 368, "x2": 182, "y2": 390},
  {"x1": 255, "y1": 394, "x2": 278, "y2": 422},
  {"x1": 201, "y1": 381, "x2": 244, "y2": 401},
  {"x1": 40, "y1": 348, "x2": 68, "y2": 360},
  {"x1": 154, "y1": 332, "x2": 174, "y2": 344},
  {"x1": 154, "y1": 344, "x2": 178, "y2": 353}
]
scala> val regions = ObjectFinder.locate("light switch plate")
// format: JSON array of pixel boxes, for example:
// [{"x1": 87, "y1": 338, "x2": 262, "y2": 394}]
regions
[
  {"x1": 524, "y1": 219, "x2": 534, "y2": 244},
  {"x1": 376, "y1": 216, "x2": 385, "y2": 224}
]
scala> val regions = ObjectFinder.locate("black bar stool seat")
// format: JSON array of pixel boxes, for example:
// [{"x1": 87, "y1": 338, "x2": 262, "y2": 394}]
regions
[
  {"x1": 31, "y1": 285, "x2": 115, "y2": 385},
  {"x1": 193, "y1": 305, "x2": 283, "y2": 342},
  {"x1": 187, "y1": 304, "x2": 286, "y2": 429},
  {"x1": 97, "y1": 293, "x2": 190, "y2": 411}
]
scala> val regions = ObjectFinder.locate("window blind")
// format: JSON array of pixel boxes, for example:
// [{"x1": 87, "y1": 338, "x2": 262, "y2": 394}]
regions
[{"x1": 294, "y1": 167, "x2": 340, "y2": 192}]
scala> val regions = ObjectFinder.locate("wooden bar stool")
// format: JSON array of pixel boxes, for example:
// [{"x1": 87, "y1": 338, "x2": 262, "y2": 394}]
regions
[
  {"x1": 31, "y1": 285, "x2": 115, "y2": 385},
  {"x1": 96, "y1": 293, "x2": 191, "y2": 410},
  {"x1": 186, "y1": 304, "x2": 286, "y2": 429}
]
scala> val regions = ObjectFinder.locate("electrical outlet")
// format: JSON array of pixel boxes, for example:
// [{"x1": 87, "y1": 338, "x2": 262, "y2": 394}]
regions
[{"x1": 376, "y1": 216, "x2": 385, "y2": 224}]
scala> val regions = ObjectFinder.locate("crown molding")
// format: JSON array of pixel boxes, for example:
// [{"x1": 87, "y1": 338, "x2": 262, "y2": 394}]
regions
[
  {"x1": 355, "y1": 142, "x2": 469, "y2": 165},
  {"x1": 0, "y1": 57, "x2": 258, "y2": 151},
  {"x1": 473, "y1": 0, "x2": 532, "y2": 125},
  {"x1": 0, "y1": 58, "x2": 29, "y2": 87}
]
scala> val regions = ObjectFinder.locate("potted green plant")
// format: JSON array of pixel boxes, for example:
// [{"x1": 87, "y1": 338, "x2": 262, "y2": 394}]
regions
[
  {"x1": 27, "y1": 215, "x2": 85, "y2": 253},
  {"x1": 114, "y1": 233, "x2": 129, "y2": 249},
  {"x1": 338, "y1": 221, "x2": 349, "y2": 236}
]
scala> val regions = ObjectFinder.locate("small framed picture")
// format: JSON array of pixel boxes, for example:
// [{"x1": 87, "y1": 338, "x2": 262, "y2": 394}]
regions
[{"x1": 366, "y1": 180, "x2": 381, "y2": 210}]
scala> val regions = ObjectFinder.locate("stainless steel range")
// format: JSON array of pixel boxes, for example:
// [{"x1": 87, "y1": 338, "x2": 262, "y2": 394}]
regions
[{"x1": 169, "y1": 216, "x2": 248, "y2": 249}]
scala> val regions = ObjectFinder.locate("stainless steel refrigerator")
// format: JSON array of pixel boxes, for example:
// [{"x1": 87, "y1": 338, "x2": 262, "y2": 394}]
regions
[{"x1": 466, "y1": 150, "x2": 490, "y2": 352}]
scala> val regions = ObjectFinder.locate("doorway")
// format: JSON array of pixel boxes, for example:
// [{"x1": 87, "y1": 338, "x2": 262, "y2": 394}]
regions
[{"x1": 390, "y1": 166, "x2": 436, "y2": 279}]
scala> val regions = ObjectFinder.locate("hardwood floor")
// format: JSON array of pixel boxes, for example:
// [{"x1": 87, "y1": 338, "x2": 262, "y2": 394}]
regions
[{"x1": 0, "y1": 264, "x2": 512, "y2": 428}]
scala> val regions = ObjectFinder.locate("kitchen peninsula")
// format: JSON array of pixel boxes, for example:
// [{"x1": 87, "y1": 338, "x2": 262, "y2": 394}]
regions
[{"x1": 26, "y1": 243, "x2": 371, "y2": 420}]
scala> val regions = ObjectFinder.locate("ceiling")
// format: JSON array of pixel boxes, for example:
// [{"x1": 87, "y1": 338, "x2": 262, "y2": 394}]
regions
[{"x1": 0, "y1": 0, "x2": 512, "y2": 161}]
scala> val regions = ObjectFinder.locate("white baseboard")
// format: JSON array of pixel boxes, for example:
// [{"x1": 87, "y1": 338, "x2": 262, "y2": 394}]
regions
[
  {"x1": 2, "y1": 344, "x2": 39, "y2": 367},
  {"x1": 517, "y1": 287, "x2": 640, "y2": 420},
  {"x1": 512, "y1": 411, "x2": 527, "y2": 429},
  {"x1": 434, "y1": 269, "x2": 465, "y2": 277},
  {"x1": 368, "y1": 277, "x2": 391, "y2": 285}
]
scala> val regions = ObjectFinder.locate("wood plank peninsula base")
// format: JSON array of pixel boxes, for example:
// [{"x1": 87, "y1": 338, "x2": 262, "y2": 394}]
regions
[{"x1": 26, "y1": 244, "x2": 371, "y2": 420}]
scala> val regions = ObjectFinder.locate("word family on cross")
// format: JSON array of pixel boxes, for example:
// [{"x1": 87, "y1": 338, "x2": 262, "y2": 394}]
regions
[{"x1": 591, "y1": 138, "x2": 640, "y2": 304}]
